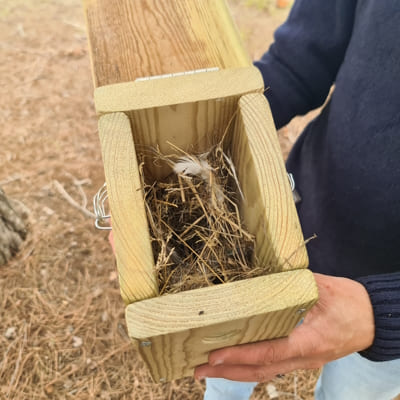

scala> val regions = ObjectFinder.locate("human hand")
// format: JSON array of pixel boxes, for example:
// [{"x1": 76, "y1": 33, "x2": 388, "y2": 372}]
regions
[
  {"x1": 194, "y1": 273, "x2": 375, "y2": 382},
  {"x1": 108, "y1": 230, "x2": 115, "y2": 254}
]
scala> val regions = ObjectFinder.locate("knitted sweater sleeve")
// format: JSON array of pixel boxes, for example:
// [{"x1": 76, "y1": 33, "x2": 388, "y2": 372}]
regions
[
  {"x1": 254, "y1": 0, "x2": 357, "y2": 129},
  {"x1": 355, "y1": 273, "x2": 400, "y2": 361}
]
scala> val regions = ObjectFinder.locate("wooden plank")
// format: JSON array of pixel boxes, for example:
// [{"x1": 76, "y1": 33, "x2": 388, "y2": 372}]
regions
[
  {"x1": 126, "y1": 269, "x2": 318, "y2": 382},
  {"x1": 83, "y1": 0, "x2": 250, "y2": 87},
  {"x1": 95, "y1": 67, "x2": 264, "y2": 179},
  {"x1": 94, "y1": 67, "x2": 263, "y2": 114},
  {"x1": 98, "y1": 112, "x2": 158, "y2": 304},
  {"x1": 231, "y1": 93, "x2": 309, "y2": 271}
]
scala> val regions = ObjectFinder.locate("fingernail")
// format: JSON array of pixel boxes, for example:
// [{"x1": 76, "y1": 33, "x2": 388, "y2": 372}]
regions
[{"x1": 210, "y1": 359, "x2": 223, "y2": 366}]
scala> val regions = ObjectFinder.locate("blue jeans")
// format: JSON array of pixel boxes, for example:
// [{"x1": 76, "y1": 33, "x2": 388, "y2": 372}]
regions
[
  {"x1": 204, "y1": 353, "x2": 400, "y2": 400},
  {"x1": 204, "y1": 378, "x2": 257, "y2": 400}
]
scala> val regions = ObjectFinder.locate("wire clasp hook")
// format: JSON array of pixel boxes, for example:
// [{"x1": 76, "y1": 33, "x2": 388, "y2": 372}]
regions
[{"x1": 93, "y1": 183, "x2": 112, "y2": 230}]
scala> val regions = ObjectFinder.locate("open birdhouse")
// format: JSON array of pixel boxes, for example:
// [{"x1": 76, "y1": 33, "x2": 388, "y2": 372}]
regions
[{"x1": 84, "y1": 0, "x2": 318, "y2": 382}]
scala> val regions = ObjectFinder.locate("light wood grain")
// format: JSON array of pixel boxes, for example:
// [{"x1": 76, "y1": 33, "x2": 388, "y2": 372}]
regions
[
  {"x1": 94, "y1": 67, "x2": 263, "y2": 114},
  {"x1": 83, "y1": 0, "x2": 250, "y2": 87},
  {"x1": 95, "y1": 67, "x2": 264, "y2": 179},
  {"x1": 232, "y1": 93, "x2": 309, "y2": 271},
  {"x1": 98, "y1": 112, "x2": 158, "y2": 304},
  {"x1": 126, "y1": 269, "x2": 318, "y2": 382}
]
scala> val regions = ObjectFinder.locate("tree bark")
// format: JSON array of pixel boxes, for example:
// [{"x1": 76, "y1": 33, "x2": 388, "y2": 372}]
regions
[{"x1": 0, "y1": 187, "x2": 27, "y2": 266}]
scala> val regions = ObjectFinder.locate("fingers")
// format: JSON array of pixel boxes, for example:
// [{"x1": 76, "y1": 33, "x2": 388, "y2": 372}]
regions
[
  {"x1": 195, "y1": 364, "x2": 272, "y2": 382},
  {"x1": 208, "y1": 339, "x2": 286, "y2": 366},
  {"x1": 208, "y1": 331, "x2": 314, "y2": 367},
  {"x1": 195, "y1": 358, "x2": 303, "y2": 382},
  {"x1": 108, "y1": 231, "x2": 115, "y2": 254}
]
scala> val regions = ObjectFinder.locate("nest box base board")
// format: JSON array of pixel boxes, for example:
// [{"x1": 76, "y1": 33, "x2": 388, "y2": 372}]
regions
[{"x1": 126, "y1": 269, "x2": 318, "y2": 382}]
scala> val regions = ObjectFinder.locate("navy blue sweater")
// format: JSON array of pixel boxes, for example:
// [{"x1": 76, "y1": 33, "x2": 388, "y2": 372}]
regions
[{"x1": 255, "y1": 0, "x2": 400, "y2": 361}]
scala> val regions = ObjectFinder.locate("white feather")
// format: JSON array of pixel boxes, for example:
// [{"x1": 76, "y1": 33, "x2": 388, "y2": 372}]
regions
[{"x1": 173, "y1": 156, "x2": 212, "y2": 181}]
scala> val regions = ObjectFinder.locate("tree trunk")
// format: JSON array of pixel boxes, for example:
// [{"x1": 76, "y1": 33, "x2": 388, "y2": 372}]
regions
[{"x1": 0, "y1": 187, "x2": 27, "y2": 266}]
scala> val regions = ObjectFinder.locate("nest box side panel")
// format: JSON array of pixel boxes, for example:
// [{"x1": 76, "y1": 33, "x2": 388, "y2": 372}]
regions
[
  {"x1": 126, "y1": 269, "x2": 318, "y2": 382},
  {"x1": 232, "y1": 93, "x2": 309, "y2": 272},
  {"x1": 98, "y1": 112, "x2": 158, "y2": 304},
  {"x1": 83, "y1": 0, "x2": 250, "y2": 87}
]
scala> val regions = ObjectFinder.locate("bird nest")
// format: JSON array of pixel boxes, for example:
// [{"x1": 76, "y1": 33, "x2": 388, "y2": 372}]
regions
[{"x1": 139, "y1": 142, "x2": 270, "y2": 295}]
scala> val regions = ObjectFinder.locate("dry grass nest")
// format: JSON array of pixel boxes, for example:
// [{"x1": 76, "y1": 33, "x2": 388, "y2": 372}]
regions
[{"x1": 139, "y1": 141, "x2": 270, "y2": 295}]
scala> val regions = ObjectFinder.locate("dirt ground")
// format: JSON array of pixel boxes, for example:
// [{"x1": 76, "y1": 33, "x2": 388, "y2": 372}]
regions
[{"x1": 0, "y1": 1, "x2": 319, "y2": 399}]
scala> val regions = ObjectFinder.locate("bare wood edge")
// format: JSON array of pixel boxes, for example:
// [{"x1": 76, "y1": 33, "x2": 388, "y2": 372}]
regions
[
  {"x1": 98, "y1": 112, "x2": 158, "y2": 304},
  {"x1": 233, "y1": 93, "x2": 309, "y2": 271},
  {"x1": 82, "y1": 0, "x2": 98, "y2": 88},
  {"x1": 94, "y1": 66, "x2": 264, "y2": 114},
  {"x1": 207, "y1": 0, "x2": 252, "y2": 67},
  {"x1": 126, "y1": 269, "x2": 318, "y2": 381}
]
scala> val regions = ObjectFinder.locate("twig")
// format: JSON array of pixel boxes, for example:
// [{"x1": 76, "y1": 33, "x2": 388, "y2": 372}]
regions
[
  {"x1": 223, "y1": 152, "x2": 244, "y2": 201},
  {"x1": 160, "y1": 219, "x2": 224, "y2": 283},
  {"x1": 281, "y1": 234, "x2": 318, "y2": 270},
  {"x1": 53, "y1": 180, "x2": 96, "y2": 219},
  {"x1": 0, "y1": 174, "x2": 23, "y2": 186},
  {"x1": 65, "y1": 172, "x2": 92, "y2": 209},
  {"x1": 8, "y1": 324, "x2": 28, "y2": 395}
]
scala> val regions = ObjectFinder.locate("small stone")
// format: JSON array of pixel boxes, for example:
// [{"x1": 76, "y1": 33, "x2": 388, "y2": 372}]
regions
[
  {"x1": 89, "y1": 361, "x2": 97, "y2": 371},
  {"x1": 72, "y1": 336, "x2": 83, "y2": 348},
  {"x1": 43, "y1": 206, "x2": 55, "y2": 216},
  {"x1": 16, "y1": 23, "x2": 25, "y2": 37},
  {"x1": 266, "y1": 383, "x2": 279, "y2": 399},
  {"x1": 109, "y1": 271, "x2": 118, "y2": 282},
  {"x1": 4, "y1": 327, "x2": 17, "y2": 340},
  {"x1": 101, "y1": 311, "x2": 108, "y2": 322},
  {"x1": 65, "y1": 47, "x2": 86, "y2": 59},
  {"x1": 44, "y1": 385, "x2": 54, "y2": 395},
  {"x1": 63, "y1": 379, "x2": 73, "y2": 389},
  {"x1": 66, "y1": 325, "x2": 74, "y2": 334}
]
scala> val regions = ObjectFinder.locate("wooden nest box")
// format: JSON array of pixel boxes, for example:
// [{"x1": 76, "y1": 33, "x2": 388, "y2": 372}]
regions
[{"x1": 83, "y1": 0, "x2": 318, "y2": 382}]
